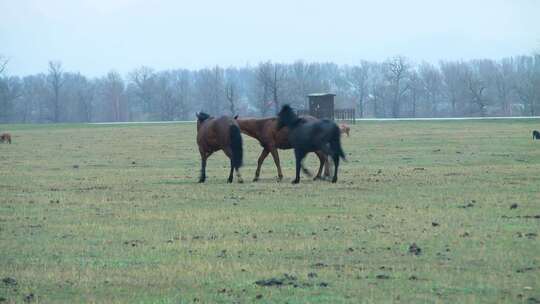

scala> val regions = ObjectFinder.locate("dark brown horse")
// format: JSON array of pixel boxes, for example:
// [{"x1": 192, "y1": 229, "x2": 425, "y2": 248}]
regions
[
  {"x1": 196, "y1": 112, "x2": 243, "y2": 183},
  {"x1": 234, "y1": 115, "x2": 330, "y2": 181},
  {"x1": 0, "y1": 133, "x2": 11, "y2": 144}
]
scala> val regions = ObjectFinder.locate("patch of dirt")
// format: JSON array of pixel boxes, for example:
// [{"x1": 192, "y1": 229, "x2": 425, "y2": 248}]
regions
[
  {"x1": 2, "y1": 277, "x2": 17, "y2": 286},
  {"x1": 312, "y1": 262, "x2": 328, "y2": 268},
  {"x1": 23, "y1": 293, "x2": 34, "y2": 303},
  {"x1": 123, "y1": 240, "x2": 144, "y2": 247},
  {"x1": 255, "y1": 273, "x2": 327, "y2": 289},
  {"x1": 502, "y1": 215, "x2": 540, "y2": 220},
  {"x1": 528, "y1": 297, "x2": 540, "y2": 304},
  {"x1": 409, "y1": 243, "x2": 422, "y2": 256},
  {"x1": 516, "y1": 267, "x2": 538, "y2": 273}
]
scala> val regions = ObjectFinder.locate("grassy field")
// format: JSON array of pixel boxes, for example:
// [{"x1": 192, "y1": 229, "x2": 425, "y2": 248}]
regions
[{"x1": 1, "y1": 119, "x2": 539, "y2": 303}]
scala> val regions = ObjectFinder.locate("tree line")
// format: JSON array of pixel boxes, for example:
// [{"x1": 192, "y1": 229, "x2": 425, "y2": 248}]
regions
[{"x1": 1, "y1": 54, "x2": 539, "y2": 123}]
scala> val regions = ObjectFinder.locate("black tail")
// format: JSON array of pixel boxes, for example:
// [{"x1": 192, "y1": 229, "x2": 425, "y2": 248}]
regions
[
  {"x1": 330, "y1": 125, "x2": 346, "y2": 161},
  {"x1": 230, "y1": 124, "x2": 243, "y2": 169}
]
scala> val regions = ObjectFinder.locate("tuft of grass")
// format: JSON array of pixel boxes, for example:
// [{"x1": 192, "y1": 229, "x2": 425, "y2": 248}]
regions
[{"x1": 0, "y1": 120, "x2": 539, "y2": 303}]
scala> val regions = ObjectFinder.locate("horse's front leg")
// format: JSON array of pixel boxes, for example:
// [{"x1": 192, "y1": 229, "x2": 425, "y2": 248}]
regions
[
  {"x1": 254, "y1": 149, "x2": 270, "y2": 182},
  {"x1": 269, "y1": 148, "x2": 284, "y2": 181},
  {"x1": 332, "y1": 155, "x2": 340, "y2": 183},
  {"x1": 292, "y1": 149, "x2": 305, "y2": 184},
  {"x1": 313, "y1": 151, "x2": 327, "y2": 180},
  {"x1": 199, "y1": 153, "x2": 208, "y2": 183}
]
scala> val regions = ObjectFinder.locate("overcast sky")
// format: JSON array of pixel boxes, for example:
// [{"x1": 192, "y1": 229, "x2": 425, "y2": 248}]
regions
[{"x1": 1, "y1": 0, "x2": 539, "y2": 77}]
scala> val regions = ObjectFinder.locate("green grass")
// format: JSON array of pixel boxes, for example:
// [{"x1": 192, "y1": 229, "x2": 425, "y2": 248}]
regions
[{"x1": 1, "y1": 120, "x2": 539, "y2": 303}]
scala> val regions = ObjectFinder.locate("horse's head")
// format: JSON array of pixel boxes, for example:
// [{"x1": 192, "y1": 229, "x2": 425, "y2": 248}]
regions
[
  {"x1": 196, "y1": 112, "x2": 211, "y2": 131},
  {"x1": 277, "y1": 104, "x2": 298, "y2": 130}
]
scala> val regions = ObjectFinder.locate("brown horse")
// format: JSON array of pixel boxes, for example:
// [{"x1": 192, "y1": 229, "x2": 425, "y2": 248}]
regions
[
  {"x1": 339, "y1": 123, "x2": 350, "y2": 137},
  {"x1": 0, "y1": 133, "x2": 11, "y2": 144},
  {"x1": 234, "y1": 115, "x2": 330, "y2": 181},
  {"x1": 196, "y1": 112, "x2": 243, "y2": 183}
]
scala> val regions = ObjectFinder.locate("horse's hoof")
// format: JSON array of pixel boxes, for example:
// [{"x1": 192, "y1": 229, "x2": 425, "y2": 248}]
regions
[
  {"x1": 332, "y1": 178, "x2": 337, "y2": 183},
  {"x1": 238, "y1": 178, "x2": 244, "y2": 184},
  {"x1": 253, "y1": 177, "x2": 259, "y2": 182},
  {"x1": 227, "y1": 179, "x2": 233, "y2": 183},
  {"x1": 277, "y1": 175, "x2": 283, "y2": 181},
  {"x1": 313, "y1": 176, "x2": 321, "y2": 181},
  {"x1": 291, "y1": 180, "x2": 299, "y2": 184},
  {"x1": 198, "y1": 179, "x2": 205, "y2": 183}
]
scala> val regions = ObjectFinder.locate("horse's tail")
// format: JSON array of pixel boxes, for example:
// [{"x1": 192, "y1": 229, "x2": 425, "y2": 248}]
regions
[
  {"x1": 230, "y1": 124, "x2": 243, "y2": 169},
  {"x1": 331, "y1": 124, "x2": 346, "y2": 161}
]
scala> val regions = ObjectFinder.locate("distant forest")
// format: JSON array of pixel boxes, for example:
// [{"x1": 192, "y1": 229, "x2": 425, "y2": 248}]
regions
[{"x1": 1, "y1": 54, "x2": 539, "y2": 123}]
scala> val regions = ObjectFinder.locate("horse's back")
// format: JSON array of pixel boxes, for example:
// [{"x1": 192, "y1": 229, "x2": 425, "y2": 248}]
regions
[{"x1": 199, "y1": 116, "x2": 239, "y2": 150}]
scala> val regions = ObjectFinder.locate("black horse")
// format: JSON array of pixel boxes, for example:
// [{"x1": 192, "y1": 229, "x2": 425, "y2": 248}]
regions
[
  {"x1": 277, "y1": 105, "x2": 346, "y2": 184},
  {"x1": 533, "y1": 130, "x2": 540, "y2": 140}
]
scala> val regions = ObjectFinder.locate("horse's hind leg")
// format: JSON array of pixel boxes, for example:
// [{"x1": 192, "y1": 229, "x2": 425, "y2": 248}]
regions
[
  {"x1": 235, "y1": 167, "x2": 243, "y2": 183},
  {"x1": 227, "y1": 159, "x2": 234, "y2": 183},
  {"x1": 269, "y1": 148, "x2": 284, "y2": 181},
  {"x1": 254, "y1": 149, "x2": 270, "y2": 182}
]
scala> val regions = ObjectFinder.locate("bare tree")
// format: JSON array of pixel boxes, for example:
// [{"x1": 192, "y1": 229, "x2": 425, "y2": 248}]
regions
[
  {"x1": 257, "y1": 61, "x2": 285, "y2": 114},
  {"x1": 462, "y1": 62, "x2": 488, "y2": 116},
  {"x1": 407, "y1": 70, "x2": 423, "y2": 117},
  {"x1": 226, "y1": 83, "x2": 237, "y2": 115},
  {"x1": 75, "y1": 75, "x2": 95, "y2": 122},
  {"x1": 129, "y1": 66, "x2": 155, "y2": 114},
  {"x1": 103, "y1": 71, "x2": 125, "y2": 121},
  {"x1": 347, "y1": 61, "x2": 370, "y2": 117},
  {"x1": 385, "y1": 56, "x2": 410, "y2": 118},
  {"x1": 47, "y1": 61, "x2": 64, "y2": 122},
  {"x1": 514, "y1": 55, "x2": 540, "y2": 116},
  {"x1": 0, "y1": 55, "x2": 8, "y2": 76},
  {"x1": 419, "y1": 62, "x2": 442, "y2": 116},
  {"x1": 440, "y1": 61, "x2": 466, "y2": 116}
]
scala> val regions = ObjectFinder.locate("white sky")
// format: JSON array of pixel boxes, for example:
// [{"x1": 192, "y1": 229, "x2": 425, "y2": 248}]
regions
[{"x1": 1, "y1": 0, "x2": 539, "y2": 76}]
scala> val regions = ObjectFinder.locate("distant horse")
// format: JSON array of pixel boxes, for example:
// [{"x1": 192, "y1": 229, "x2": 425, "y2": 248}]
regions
[
  {"x1": 196, "y1": 112, "x2": 243, "y2": 183},
  {"x1": 278, "y1": 105, "x2": 346, "y2": 184},
  {"x1": 234, "y1": 115, "x2": 330, "y2": 181},
  {"x1": 533, "y1": 130, "x2": 540, "y2": 140},
  {"x1": 0, "y1": 133, "x2": 11, "y2": 144},
  {"x1": 339, "y1": 124, "x2": 350, "y2": 137}
]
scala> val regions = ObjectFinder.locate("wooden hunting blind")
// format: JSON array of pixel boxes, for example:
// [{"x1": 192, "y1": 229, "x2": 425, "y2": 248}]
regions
[{"x1": 307, "y1": 93, "x2": 336, "y2": 120}]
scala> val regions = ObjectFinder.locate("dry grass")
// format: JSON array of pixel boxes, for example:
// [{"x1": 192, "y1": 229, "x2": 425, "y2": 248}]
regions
[{"x1": 0, "y1": 120, "x2": 539, "y2": 303}]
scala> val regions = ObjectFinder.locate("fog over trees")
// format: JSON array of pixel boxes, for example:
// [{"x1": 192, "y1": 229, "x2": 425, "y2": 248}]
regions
[{"x1": 1, "y1": 54, "x2": 539, "y2": 123}]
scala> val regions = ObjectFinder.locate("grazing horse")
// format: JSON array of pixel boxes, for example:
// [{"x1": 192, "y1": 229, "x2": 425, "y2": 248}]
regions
[
  {"x1": 234, "y1": 115, "x2": 330, "y2": 181},
  {"x1": 339, "y1": 124, "x2": 350, "y2": 137},
  {"x1": 278, "y1": 105, "x2": 346, "y2": 184},
  {"x1": 0, "y1": 133, "x2": 11, "y2": 144},
  {"x1": 196, "y1": 112, "x2": 243, "y2": 183},
  {"x1": 533, "y1": 130, "x2": 540, "y2": 140}
]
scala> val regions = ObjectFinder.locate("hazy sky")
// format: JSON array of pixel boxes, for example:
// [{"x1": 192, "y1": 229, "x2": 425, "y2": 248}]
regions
[{"x1": 1, "y1": 0, "x2": 539, "y2": 76}]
